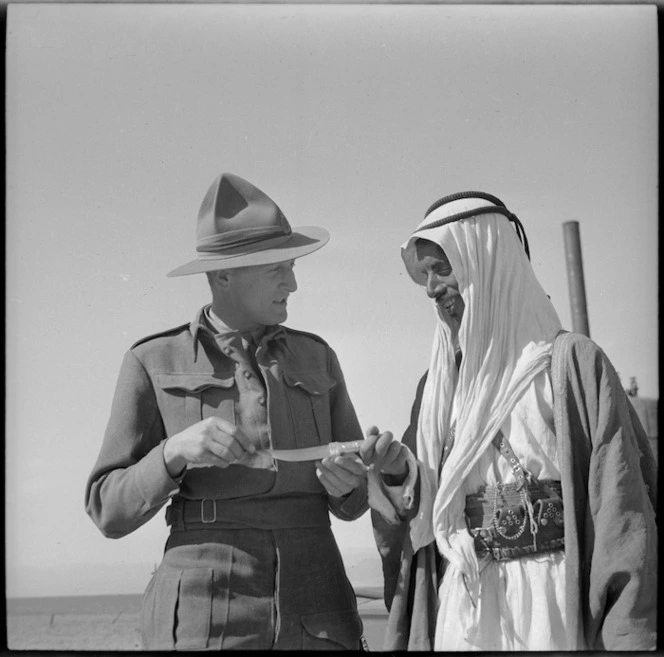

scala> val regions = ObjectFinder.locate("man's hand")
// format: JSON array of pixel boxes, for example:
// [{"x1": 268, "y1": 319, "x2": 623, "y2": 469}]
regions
[
  {"x1": 315, "y1": 454, "x2": 368, "y2": 498},
  {"x1": 163, "y1": 416, "x2": 256, "y2": 477},
  {"x1": 360, "y1": 426, "x2": 408, "y2": 479}
]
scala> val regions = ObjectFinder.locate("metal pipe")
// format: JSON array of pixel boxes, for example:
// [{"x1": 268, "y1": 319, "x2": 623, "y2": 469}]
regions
[{"x1": 562, "y1": 221, "x2": 590, "y2": 337}]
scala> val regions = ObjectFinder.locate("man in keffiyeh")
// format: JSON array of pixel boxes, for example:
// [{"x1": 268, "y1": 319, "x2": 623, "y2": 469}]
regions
[{"x1": 365, "y1": 192, "x2": 657, "y2": 651}]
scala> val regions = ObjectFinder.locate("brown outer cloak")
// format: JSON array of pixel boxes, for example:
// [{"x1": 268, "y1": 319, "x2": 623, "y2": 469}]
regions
[{"x1": 374, "y1": 331, "x2": 657, "y2": 651}]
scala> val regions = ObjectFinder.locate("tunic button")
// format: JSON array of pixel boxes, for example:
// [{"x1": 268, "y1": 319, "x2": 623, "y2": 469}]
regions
[
  {"x1": 243, "y1": 371, "x2": 252, "y2": 379},
  {"x1": 258, "y1": 396, "x2": 266, "y2": 406},
  {"x1": 223, "y1": 347, "x2": 233, "y2": 355}
]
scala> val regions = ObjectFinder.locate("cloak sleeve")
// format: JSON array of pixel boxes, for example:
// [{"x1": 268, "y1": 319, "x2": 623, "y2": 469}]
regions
[
  {"x1": 371, "y1": 371, "x2": 439, "y2": 650},
  {"x1": 552, "y1": 332, "x2": 657, "y2": 650}
]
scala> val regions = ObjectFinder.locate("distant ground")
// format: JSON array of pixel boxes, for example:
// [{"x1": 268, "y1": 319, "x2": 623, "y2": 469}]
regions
[
  {"x1": 6, "y1": 595, "x2": 143, "y2": 651},
  {"x1": 6, "y1": 593, "x2": 388, "y2": 651}
]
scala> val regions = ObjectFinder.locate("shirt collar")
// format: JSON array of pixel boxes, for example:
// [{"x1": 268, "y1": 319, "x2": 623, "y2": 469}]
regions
[
  {"x1": 207, "y1": 306, "x2": 267, "y2": 344},
  {"x1": 190, "y1": 304, "x2": 286, "y2": 359}
]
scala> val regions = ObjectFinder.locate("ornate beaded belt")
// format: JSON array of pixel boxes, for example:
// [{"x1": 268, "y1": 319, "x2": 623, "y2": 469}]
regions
[
  {"x1": 462, "y1": 431, "x2": 564, "y2": 561},
  {"x1": 465, "y1": 479, "x2": 564, "y2": 560}
]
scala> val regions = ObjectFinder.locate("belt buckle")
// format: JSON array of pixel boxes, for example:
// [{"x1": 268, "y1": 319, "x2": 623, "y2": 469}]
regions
[{"x1": 201, "y1": 498, "x2": 217, "y2": 523}]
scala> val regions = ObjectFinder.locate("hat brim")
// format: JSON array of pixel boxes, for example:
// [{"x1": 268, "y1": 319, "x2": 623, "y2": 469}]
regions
[{"x1": 167, "y1": 226, "x2": 330, "y2": 277}]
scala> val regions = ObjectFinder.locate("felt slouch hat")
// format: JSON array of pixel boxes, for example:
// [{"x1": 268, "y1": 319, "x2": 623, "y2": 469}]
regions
[{"x1": 168, "y1": 173, "x2": 329, "y2": 277}]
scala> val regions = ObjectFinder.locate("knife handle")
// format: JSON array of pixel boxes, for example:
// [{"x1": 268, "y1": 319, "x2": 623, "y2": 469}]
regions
[{"x1": 328, "y1": 440, "x2": 364, "y2": 457}]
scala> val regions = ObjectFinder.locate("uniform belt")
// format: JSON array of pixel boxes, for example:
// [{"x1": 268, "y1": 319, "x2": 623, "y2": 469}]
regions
[
  {"x1": 166, "y1": 495, "x2": 331, "y2": 531},
  {"x1": 465, "y1": 479, "x2": 564, "y2": 561}
]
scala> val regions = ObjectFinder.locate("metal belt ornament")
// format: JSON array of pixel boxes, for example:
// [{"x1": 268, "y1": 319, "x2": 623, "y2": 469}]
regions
[{"x1": 464, "y1": 432, "x2": 565, "y2": 561}]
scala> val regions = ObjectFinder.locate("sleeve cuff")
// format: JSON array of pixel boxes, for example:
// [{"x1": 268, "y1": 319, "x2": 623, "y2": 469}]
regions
[
  {"x1": 329, "y1": 482, "x2": 369, "y2": 521},
  {"x1": 135, "y1": 441, "x2": 182, "y2": 508}
]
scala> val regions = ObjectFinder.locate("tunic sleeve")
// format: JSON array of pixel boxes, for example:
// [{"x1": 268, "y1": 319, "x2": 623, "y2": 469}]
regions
[{"x1": 84, "y1": 350, "x2": 181, "y2": 538}]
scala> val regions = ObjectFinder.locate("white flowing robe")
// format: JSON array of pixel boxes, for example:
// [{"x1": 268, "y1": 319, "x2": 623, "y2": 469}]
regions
[{"x1": 434, "y1": 370, "x2": 573, "y2": 651}]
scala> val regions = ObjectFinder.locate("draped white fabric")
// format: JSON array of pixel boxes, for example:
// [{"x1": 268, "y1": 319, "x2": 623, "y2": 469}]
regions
[
  {"x1": 435, "y1": 368, "x2": 572, "y2": 650},
  {"x1": 401, "y1": 198, "x2": 562, "y2": 581},
  {"x1": 436, "y1": 549, "x2": 569, "y2": 650}
]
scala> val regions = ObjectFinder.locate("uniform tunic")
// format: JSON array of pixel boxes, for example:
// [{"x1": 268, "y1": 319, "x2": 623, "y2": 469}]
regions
[{"x1": 85, "y1": 306, "x2": 368, "y2": 650}]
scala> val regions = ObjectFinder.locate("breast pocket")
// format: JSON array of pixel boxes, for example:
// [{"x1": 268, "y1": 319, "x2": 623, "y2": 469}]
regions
[
  {"x1": 155, "y1": 372, "x2": 236, "y2": 436},
  {"x1": 282, "y1": 371, "x2": 336, "y2": 448}
]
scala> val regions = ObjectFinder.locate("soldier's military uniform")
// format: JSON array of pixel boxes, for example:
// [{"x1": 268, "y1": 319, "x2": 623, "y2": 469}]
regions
[{"x1": 85, "y1": 305, "x2": 368, "y2": 649}]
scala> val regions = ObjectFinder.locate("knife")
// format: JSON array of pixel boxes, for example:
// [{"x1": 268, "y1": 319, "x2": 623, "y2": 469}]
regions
[{"x1": 266, "y1": 440, "x2": 364, "y2": 462}]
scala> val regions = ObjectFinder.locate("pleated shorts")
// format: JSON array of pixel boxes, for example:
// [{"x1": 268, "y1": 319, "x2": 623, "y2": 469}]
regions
[{"x1": 141, "y1": 526, "x2": 363, "y2": 650}]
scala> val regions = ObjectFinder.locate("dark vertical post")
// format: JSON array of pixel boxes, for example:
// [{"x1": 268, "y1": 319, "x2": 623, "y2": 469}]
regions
[{"x1": 562, "y1": 221, "x2": 590, "y2": 337}]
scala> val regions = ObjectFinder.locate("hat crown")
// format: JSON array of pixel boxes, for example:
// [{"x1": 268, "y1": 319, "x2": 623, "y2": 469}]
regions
[
  {"x1": 167, "y1": 172, "x2": 329, "y2": 277},
  {"x1": 196, "y1": 173, "x2": 291, "y2": 252}
]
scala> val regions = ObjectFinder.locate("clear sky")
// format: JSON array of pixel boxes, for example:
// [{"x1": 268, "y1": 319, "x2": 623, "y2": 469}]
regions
[{"x1": 6, "y1": 3, "x2": 658, "y2": 597}]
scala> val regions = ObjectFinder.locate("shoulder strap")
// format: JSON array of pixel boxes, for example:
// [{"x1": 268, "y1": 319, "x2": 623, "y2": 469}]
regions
[
  {"x1": 130, "y1": 322, "x2": 190, "y2": 349},
  {"x1": 492, "y1": 430, "x2": 560, "y2": 498},
  {"x1": 492, "y1": 431, "x2": 529, "y2": 489}
]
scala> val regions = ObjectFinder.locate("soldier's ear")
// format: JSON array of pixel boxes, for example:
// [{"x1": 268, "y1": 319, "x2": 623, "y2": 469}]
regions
[{"x1": 207, "y1": 269, "x2": 232, "y2": 291}]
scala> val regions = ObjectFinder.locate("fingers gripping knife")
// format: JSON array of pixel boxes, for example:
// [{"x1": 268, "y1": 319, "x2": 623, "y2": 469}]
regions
[{"x1": 267, "y1": 441, "x2": 419, "y2": 525}]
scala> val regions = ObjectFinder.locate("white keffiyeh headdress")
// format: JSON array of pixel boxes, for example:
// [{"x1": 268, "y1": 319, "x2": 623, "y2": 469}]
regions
[{"x1": 401, "y1": 193, "x2": 562, "y2": 585}]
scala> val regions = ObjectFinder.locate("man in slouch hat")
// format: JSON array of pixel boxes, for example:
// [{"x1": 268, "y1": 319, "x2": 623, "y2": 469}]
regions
[
  {"x1": 365, "y1": 192, "x2": 657, "y2": 650},
  {"x1": 85, "y1": 173, "x2": 370, "y2": 650}
]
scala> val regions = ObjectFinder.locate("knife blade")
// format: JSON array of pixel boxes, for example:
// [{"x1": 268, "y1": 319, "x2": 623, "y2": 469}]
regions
[{"x1": 266, "y1": 440, "x2": 364, "y2": 462}]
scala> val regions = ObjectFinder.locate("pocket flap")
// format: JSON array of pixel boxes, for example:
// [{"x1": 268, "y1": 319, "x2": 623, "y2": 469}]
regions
[
  {"x1": 300, "y1": 609, "x2": 363, "y2": 649},
  {"x1": 155, "y1": 372, "x2": 235, "y2": 393},
  {"x1": 282, "y1": 371, "x2": 336, "y2": 395}
]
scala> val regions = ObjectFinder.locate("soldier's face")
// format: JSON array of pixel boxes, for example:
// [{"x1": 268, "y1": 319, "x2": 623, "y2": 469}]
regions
[{"x1": 226, "y1": 260, "x2": 298, "y2": 330}]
